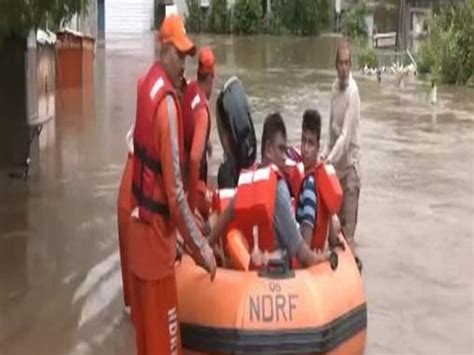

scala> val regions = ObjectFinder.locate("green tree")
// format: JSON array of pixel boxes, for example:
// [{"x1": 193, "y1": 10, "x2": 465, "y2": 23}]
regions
[
  {"x1": 185, "y1": 0, "x2": 207, "y2": 33},
  {"x1": 341, "y1": 1, "x2": 369, "y2": 39},
  {"x1": 232, "y1": 0, "x2": 262, "y2": 35},
  {"x1": 207, "y1": 0, "x2": 231, "y2": 34},
  {"x1": 271, "y1": 0, "x2": 330, "y2": 36},
  {"x1": 0, "y1": 0, "x2": 89, "y2": 40},
  {"x1": 417, "y1": 0, "x2": 474, "y2": 85}
]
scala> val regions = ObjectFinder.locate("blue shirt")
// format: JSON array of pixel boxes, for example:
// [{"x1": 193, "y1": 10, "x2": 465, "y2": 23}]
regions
[{"x1": 296, "y1": 175, "x2": 317, "y2": 229}]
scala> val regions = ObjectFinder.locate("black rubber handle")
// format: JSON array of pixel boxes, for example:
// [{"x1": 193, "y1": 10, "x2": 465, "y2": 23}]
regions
[
  {"x1": 329, "y1": 251, "x2": 338, "y2": 271},
  {"x1": 266, "y1": 258, "x2": 287, "y2": 274},
  {"x1": 258, "y1": 258, "x2": 295, "y2": 279},
  {"x1": 355, "y1": 256, "x2": 363, "y2": 274}
]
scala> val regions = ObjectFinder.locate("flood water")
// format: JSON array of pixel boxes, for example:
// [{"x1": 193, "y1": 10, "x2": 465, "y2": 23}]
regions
[{"x1": 0, "y1": 32, "x2": 473, "y2": 355}]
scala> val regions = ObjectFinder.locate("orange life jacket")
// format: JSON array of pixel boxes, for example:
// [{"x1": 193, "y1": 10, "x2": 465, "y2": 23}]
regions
[
  {"x1": 132, "y1": 62, "x2": 183, "y2": 223},
  {"x1": 285, "y1": 159, "x2": 305, "y2": 201},
  {"x1": 181, "y1": 80, "x2": 211, "y2": 183},
  {"x1": 296, "y1": 163, "x2": 343, "y2": 251},
  {"x1": 233, "y1": 165, "x2": 289, "y2": 252}
]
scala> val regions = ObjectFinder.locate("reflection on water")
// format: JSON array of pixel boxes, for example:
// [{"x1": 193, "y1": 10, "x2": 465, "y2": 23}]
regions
[{"x1": 0, "y1": 32, "x2": 472, "y2": 355}]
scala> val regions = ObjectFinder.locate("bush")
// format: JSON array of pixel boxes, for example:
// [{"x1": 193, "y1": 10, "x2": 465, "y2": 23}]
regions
[
  {"x1": 185, "y1": 0, "x2": 207, "y2": 33},
  {"x1": 341, "y1": 2, "x2": 369, "y2": 39},
  {"x1": 293, "y1": 0, "x2": 330, "y2": 35},
  {"x1": 417, "y1": 0, "x2": 474, "y2": 85},
  {"x1": 232, "y1": 0, "x2": 262, "y2": 35},
  {"x1": 262, "y1": 12, "x2": 288, "y2": 35},
  {"x1": 354, "y1": 37, "x2": 377, "y2": 69},
  {"x1": 416, "y1": 39, "x2": 434, "y2": 74},
  {"x1": 207, "y1": 0, "x2": 231, "y2": 34},
  {"x1": 270, "y1": 0, "x2": 330, "y2": 36}
]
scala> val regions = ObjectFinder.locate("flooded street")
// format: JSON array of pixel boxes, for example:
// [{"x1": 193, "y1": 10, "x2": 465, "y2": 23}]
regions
[{"x1": 0, "y1": 32, "x2": 473, "y2": 354}]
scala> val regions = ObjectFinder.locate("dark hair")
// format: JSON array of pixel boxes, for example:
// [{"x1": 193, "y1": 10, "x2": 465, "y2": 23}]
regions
[
  {"x1": 302, "y1": 109, "x2": 321, "y2": 141},
  {"x1": 261, "y1": 112, "x2": 287, "y2": 158}
]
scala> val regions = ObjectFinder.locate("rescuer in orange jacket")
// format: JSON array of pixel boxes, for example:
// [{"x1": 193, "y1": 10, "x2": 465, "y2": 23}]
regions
[
  {"x1": 117, "y1": 123, "x2": 135, "y2": 312},
  {"x1": 128, "y1": 15, "x2": 216, "y2": 355},
  {"x1": 182, "y1": 47, "x2": 216, "y2": 224}
]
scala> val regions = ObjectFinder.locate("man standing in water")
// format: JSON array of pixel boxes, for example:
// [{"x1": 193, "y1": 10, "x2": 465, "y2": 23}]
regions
[
  {"x1": 129, "y1": 15, "x2": 216, "y2": 355},
  {"x1": 322, "y1": 39, "x2": 361, "y2": 251}
]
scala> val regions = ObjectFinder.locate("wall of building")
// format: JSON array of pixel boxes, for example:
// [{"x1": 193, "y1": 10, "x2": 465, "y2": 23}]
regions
[
  {"x1": 105, "y1": 0, "x2": 154, "y2": 37},
  {"x1": 0, "y1": 37, "x2": 29, "y2": 170}
]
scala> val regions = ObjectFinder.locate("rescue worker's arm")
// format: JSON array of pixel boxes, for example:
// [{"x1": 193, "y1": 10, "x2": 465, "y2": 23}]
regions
[
  {"x1": 188, "y1": 107, "x2": 210, "y2": 214},
  {"x1": 326, "y1": 88, "x2": 360, "y2": 166},
  {"x1": 194, "y1": 210, "x2": 211, "y2": 236},
  {"x1": 156, "y1": 96, "x2": 216, "y2": 279},
  {"x1": 274, "y1": 181, "x2": 330, "y2": 267}
]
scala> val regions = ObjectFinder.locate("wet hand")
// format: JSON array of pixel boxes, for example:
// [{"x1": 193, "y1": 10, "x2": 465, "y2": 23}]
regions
[
  {"x1": 329, "y1": 233, "x2": 345, "y2": 251},
  {"x1": 199, "y1": 242, "x2": 217, "y2": 281},
  {"x1": 319, "y1": 250, "x2": 332, "y2": 262},
  {"x1": 250, "y1": 249, "x2": 264, "y2": 268},
  {"x1": 195, "y1": 211, "x2": 211, "y2": 236},
  {"x1": 213, "y1": 243, "x2": 226, "y2": 265},
  {"x1": 313, "y1": 249, "x2": 331, "y2": 263}
]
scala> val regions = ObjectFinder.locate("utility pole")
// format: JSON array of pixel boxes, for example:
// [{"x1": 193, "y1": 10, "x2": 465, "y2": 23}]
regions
[
  {"x1": 397, "y1": 0, "x2": 410, "y2": 51},
  {"x1": 335, "y1": 0, "x2": 341, "y2": 32}
]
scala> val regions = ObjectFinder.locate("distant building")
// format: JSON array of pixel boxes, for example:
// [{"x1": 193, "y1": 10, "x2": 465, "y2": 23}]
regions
[{"x1": 98, "y1": 0, "x2": 155, "y2": 39}]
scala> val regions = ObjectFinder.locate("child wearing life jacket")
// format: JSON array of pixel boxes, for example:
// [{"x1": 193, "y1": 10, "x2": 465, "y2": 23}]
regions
[
  {"x1": 297, "y1": 109, "x2": 344, "y2": 251},
  {"x1": 224, "y1": 113, "x2": 332, "y2": 269}
]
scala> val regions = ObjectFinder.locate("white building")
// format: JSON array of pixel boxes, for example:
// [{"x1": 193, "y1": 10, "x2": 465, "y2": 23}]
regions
[{"x1": 104, "y1": 0, "x2": 155, "y2": 38}]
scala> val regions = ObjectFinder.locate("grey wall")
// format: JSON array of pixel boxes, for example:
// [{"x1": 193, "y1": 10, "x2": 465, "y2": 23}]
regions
[{"x1": 0, "y1": 37, "x2": 29, "y2": 170}]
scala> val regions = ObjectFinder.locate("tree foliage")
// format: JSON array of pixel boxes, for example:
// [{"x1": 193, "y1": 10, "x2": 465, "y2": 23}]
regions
[
  {"x1": 271, "y1": 0, "x2": 330, "y2": 36},
  {"x1": 207, "y1": 0, "x2": 231, "y2": 34},
  {"x1": 185, "y1": 0, "x2": 207, "y2": 33},
  {"x1": 341, "y1": 1, "x2": 369, "y2": 39},
  {"x1": 417, "y1": 0, "x2": 474, "y2": 85},
  {"x1": 232, "y1": 0, "x2": 262, "y2": 35},
  {"x1": 185, "y1": 0, "x2": 330, "y2": 36},
  {"x1": 0, "y1": 0, "x2": 88, "y2": 39}
]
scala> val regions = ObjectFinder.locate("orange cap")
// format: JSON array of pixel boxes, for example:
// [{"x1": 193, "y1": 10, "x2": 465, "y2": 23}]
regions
[
  {"x1": 198, "y1": 46, "x2": 215, "y2": 76},
  {"x1": 159, "y1": 15, "x2": 196, "y2": 56}
]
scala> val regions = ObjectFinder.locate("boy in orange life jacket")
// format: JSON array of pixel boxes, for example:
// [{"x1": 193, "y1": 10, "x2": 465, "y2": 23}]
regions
[
  {"x1": 182, "y1": 47, "x2": 216, "y2": 225},
  {"x1": 253, "y1": 113, "x2": 331, "y2": 267},
  {"x1": 297, "y1": 109, "x2": 342, "y2": 248}
]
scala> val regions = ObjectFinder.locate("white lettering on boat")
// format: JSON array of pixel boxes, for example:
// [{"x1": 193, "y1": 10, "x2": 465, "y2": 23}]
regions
[
  {"x1": 249, "y1": 282, "x2": 298, "y2": 322},
  {"x1": 168, "y1": 306, "x2": 178, "y2": 355}
]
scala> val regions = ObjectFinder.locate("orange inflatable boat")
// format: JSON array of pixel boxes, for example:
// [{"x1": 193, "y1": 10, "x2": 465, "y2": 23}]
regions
[
  {"x1": 176, "y1": 77, "x2": 366, "y2": 353},
  {"x1": 176, "y1": 238, "x2": 367, "y2": 354}
]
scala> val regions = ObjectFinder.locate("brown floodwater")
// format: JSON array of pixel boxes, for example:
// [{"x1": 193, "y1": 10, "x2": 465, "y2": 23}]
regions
[{"x1": 0, "y1": 32, "x2": 473, "y2": 355}]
